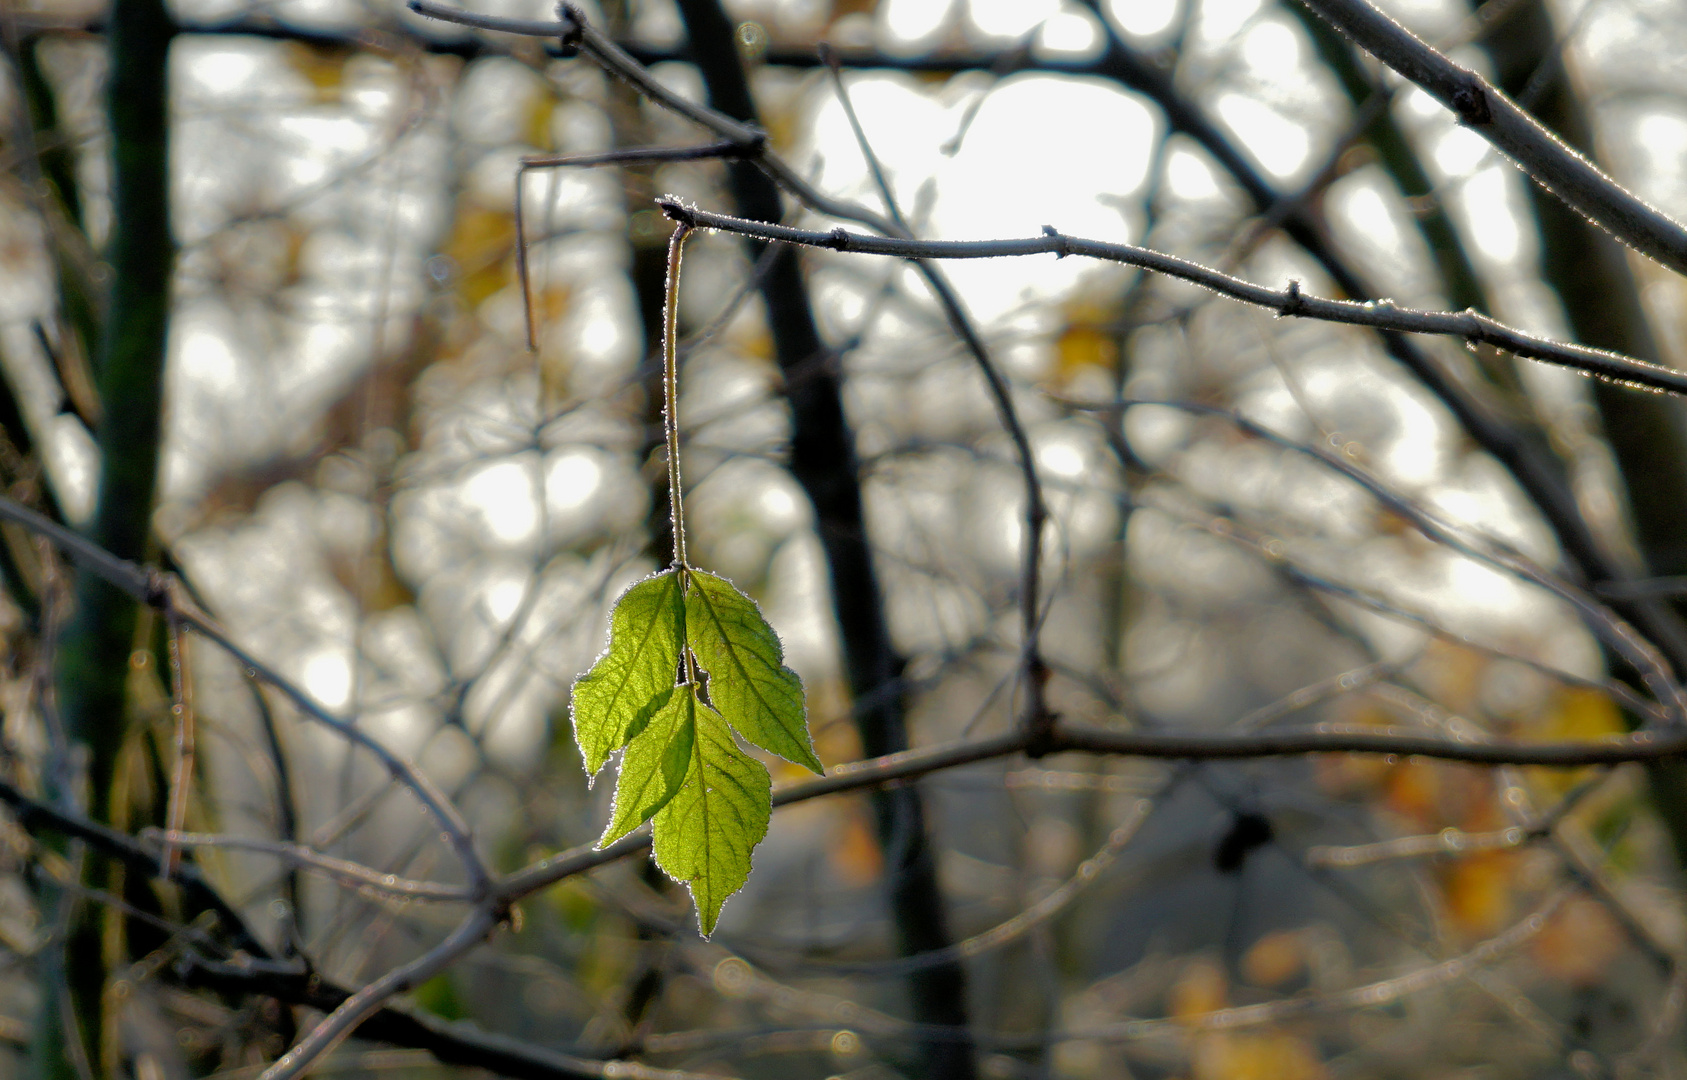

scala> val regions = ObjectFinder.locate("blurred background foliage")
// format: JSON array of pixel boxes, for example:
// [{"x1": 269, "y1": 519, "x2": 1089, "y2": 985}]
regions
[{"x1": 3, "y1": 0, "x2": 1687, "y2": 1076}]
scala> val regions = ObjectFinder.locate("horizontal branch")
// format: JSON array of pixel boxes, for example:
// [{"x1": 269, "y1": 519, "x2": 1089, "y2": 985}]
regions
[
  {"x1": 407, "y1": 0, "x2": 765, "y2": 148},
  {"x1": 1051, "y1": 721, "x2": 1687, "y2": 766},
  {"x1": 1296, "y1": 0, "x2": 1687, "y2": 278},
  {"x1": 497, "y1": 711, "x2": 1687, "y2": 902},
  {"x1": 657, "y1": 200, "x2": 1687, "y2": 396},
  {"x1": 519, "y1": 141, "x2": 755, "y2": 170}
]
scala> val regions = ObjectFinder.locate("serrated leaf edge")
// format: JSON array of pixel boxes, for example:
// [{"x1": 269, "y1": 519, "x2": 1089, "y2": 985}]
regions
[
  {"x1": 683, "y1": 569, "x2": 823, "y2": 775},
  {"x1": 570, "y1": 569, "x2": 685, "y2": 781}
]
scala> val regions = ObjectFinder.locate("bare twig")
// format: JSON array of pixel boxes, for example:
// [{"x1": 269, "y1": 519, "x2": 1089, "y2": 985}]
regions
[
  {"x1": 655, "y1": 202, "x2": 1687, "y2": 397},
  {"x1": 1081, "y1": 889, "x2": 1570, "y2": 1038},
  {"x1": 1308, "y1": 825, "x2": 1531, "y2": 867},
  {"x1": 407, "y1": 0, "x2": 765, "y2": 147}
]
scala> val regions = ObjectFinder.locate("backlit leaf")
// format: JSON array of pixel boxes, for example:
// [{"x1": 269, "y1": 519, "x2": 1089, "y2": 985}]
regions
[
  {"x1": 599, "y1": 686, "x2": 695, "y2": 847},
  {"x1": 683, "y1": 569, "x2": 822, "y2": 774},
  {"x1": 571, "y1": 570, "x2": 684, "y2": 777},
  {"x1": 652, "y1": 693, "x2": 772, "y2": 935}
]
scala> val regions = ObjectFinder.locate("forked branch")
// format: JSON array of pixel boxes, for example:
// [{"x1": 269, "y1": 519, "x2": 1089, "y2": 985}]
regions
[{"x1": 1296, "y1": 0, "x2": 1687, "y2": 278}]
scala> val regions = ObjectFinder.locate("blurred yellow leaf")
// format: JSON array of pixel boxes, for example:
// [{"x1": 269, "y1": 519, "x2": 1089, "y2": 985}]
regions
[
  {"x1": 1539, "y1": 686, "x2": 1623, "y2": 740},
  {"x1": 828, "y1": 804, "x2": 882, "y2": 887},
  {"x1": 1382, "y1": 758, "x2": 1442, "y2": 827},
  {"x1": 1529, "y1": 686, "x2": 1623, "y2": 794},
  {"x1": 443, "y1": 206, "x2": 515, "y2": 307},
  {"x1": 1193, "y1": 1032, "x2": 1328, "y2": 1080},
  {"x1": 1055, "y1": 324, "x2": 1117, "y2": 384},
  {"x1": 282, "y1": 42, "x2": 346, "y2": 101}
]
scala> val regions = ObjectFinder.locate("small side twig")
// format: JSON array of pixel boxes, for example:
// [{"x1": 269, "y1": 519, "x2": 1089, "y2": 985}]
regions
[{"x1": 160, "y1": 582, "x2": 195, "y2": 879}]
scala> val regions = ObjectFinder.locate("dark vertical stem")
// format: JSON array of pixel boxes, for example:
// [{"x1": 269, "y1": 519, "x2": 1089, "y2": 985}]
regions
[
  {"x1": 37, "y1": 1, "x2": 174, "y2": 1076},
  {"x1": 53, "y1": 0, "x2": 173, "y2": 819},
  {"x1": 1479, "y1": 0, "x2": 1687, "y2": 869},
  {"x1": 667, "y1": 1, "x2": 976, "y2": 1073},
  {"x1": 5, "y1": 34, "x2": 105, "y2": 403}
]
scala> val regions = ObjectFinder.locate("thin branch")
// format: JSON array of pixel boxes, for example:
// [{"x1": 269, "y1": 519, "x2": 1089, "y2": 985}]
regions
[
  {"x1": 1051, "y1": 720, "x2": 1687, "y2": 766},
  {"x1": 15, "y1": 472, "x2": 1687, "y2": 1072},
  {"x1": 1307, "y1": 825, "x2": 1531, "y2": 867},
  {"x1": 1598, "y1": 576, "x2": 1687, "y2": 601},
  {"x1": 3, "y1": 772, "x2": 687, "y2": 1080},
  {"x1": 1295, "y1": 0, "x2": 1687, "y2": 278},
  {"x1": 257, "y1": 908, "x2": 498, "y2": 1080},
  {"x1": 407, "y1": 0, "x2": 765, "y2": 147},
  {"x1": 494, "y1": 729, "x2": 1032, "y2": 900},
  {"x1": 819, "y1": 794, "x2": 1157, "y2": 977},
  {"x1": 817, "y1": 49, "x2": 1051, "y2": 742},
  {"x1": 151, "y1": 831, "x2": 474, "y2": 901},
  {"x1": 0, "y1": 777, "x2": 266, "y2": 955},
  {"x1": 655, "y1": 201, "x2": 1687, "y2": 396}
]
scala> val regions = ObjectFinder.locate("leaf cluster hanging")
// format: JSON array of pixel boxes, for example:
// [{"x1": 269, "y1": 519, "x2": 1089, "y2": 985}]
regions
[{"x1": 572, "y1": 567, "x2": 821, "y2": 934}]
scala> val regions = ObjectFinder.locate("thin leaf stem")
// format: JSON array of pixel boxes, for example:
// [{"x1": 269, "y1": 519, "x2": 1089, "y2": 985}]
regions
[{"x1": 663, "y1": 222, "x2": 692, "y2": 572}]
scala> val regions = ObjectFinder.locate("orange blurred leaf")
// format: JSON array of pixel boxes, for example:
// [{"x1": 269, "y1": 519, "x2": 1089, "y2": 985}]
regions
[
  {"x1": 1440, "y1": 852, "x2": 1515, "y2": 938},
  {"x1": 1193, "y1": 1032, "x2": 1328, "y2": 1080},
  {"x1": 828, "y1": 805, "x2": 882, "y2": 888},
  {"x1": 1531, "y1": 895, "x2": 1624, "y2": 986}
]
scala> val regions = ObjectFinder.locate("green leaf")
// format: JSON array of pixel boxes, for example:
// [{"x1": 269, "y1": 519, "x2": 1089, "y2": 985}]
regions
[
  {"x1": 683, "y1": 569, "x2": 822, "y2": 774},
  {"x1": 652, "y1": 692, "x2": 772, "y2": 936},
  {"x1": 571, "y1": 570, "x2": 684, "y2": 777},
  {"x1": 598, "y1": 686, "x2": 695, "y2": 847}
]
